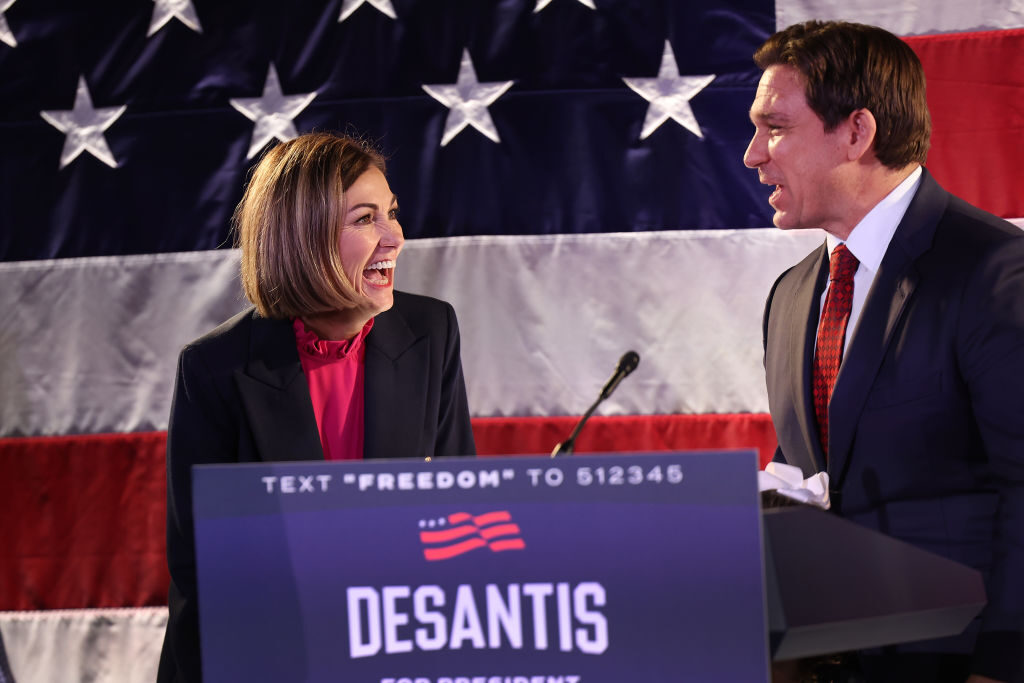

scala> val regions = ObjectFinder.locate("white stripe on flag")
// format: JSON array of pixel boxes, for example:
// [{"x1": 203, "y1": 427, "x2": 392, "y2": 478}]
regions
[
  {"x1": 5, "y1": 222, "x2": 1020, "y2": 437},
  {"x1": 0, "y1": 608, "x2": 167, "y2": 683},
  {"x1": 399, "y1": 228, "x2": 826, "y2": 417},
  {"x1": 776, "y1": 0, "x2": 1024, "y2": 35},
  {"x1": 0, "y1": 228, "x2": 826, "y2": 436}
]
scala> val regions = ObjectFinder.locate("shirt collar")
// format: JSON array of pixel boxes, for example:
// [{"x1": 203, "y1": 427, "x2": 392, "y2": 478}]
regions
[
  {"x1": 293, "y1": 316, "x2": 375, "y2": 361},
  {"x1": 826, "y1": 165, "x2": 922, "y2": 271}
]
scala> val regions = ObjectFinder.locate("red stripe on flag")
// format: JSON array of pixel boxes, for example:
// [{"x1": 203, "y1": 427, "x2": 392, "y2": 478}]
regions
[
  {"x1": 471, "y1": 414, "x2": 776, "y2": 466},
  {"x1": 480, "y1": 523, "x2": 521, "y2": 540},
  {"x1": 488, "y1": 539, "x2": 526, "y2": 552},
  {"x1": 0, "y1": 413, "x2": 776, "y2": 609},
  {"x1": 0, "y1": 432, "x2": 169, "y2": 611},
  {"x1": 472, "y1": 510, "x2": 512, "y2": 526},
  {"x1": 906, "y1": 29, "x2": 1024, "y2": 220},
  {"x1": 419, "y1": 525, "x2": 476, "y2": 544},
  {"x1": 423, "y1": 537, "x2": 486, "y2": 561}
]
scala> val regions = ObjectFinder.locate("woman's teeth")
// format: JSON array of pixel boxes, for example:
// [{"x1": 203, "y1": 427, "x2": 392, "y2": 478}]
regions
[{"x1": 364, "y1": 260, "x2": 394, "y2": 285}]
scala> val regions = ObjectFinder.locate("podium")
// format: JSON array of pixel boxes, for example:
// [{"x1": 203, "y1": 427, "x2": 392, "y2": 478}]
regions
[
  {"x1": 762, "y1": 505, "x2": 985, "y2": 661},
  {"x1": 191, "y1": 452, "x2": 985, "y2": 681}
]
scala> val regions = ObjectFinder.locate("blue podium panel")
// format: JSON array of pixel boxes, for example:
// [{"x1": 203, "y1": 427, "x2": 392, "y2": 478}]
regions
[{"x1": 193, "y1": 451, "x2": 768, "y2": 683}]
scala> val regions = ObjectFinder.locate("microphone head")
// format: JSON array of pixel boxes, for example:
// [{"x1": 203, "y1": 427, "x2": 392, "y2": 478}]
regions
[
  {"x1": 599, "y1": 350, "x2": 641, "y2": 400},
  {"x1": 618, "y1": 350, "x2": 640, "y2": 376}
]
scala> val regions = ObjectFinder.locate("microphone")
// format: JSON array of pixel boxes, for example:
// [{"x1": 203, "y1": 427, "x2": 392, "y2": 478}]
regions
[
  {"x1": 551, "y1": 350, "x2": 640, "y2": 457},
  {"x1": 599, "y1": 350, "x2": 640, "y2": 400}
]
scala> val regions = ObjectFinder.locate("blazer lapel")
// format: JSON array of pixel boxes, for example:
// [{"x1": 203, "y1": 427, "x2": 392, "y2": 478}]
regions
[
  {"x1": 235, "y1": 313, "x2": 324, "y2": 462},
  {"x1": 363, "y1": 303, "x2": 429, "y2": 460},
  {"x1": 827, "y1": 171, "x2": 948, "y2": 486},
  {"x1": 792, "y1": 245, "x2": 831, "y2": 474}
]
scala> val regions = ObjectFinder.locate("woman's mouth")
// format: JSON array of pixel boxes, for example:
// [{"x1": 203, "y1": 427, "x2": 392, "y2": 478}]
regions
[{"x1": 363, "y1": 259, "x2": 395, "y2": 288}]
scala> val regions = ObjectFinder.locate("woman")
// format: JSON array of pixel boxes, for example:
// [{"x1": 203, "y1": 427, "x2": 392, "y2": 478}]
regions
[{"x1": 157, "y1": 132, "x2": 476, "y2": 682}]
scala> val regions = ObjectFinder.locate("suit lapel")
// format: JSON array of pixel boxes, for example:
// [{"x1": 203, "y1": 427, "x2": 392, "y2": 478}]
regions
[
  {"x1": 827, "y1": 171, "x2": 948, "y2": 485},
  {"x1": 791, "y1": 245, "x2": 831, "y2": 474},
  {"x1": 363, "y1": 300, "x2": 429, "y2": 460},
  {"x1": 235, "y1": 313, "x2": 324, "y2": 462}
]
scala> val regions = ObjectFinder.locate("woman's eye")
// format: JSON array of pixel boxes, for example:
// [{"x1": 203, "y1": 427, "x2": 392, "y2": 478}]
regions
[
  {"x1": 355, "y1": 213, "x2": 373, "y2": 225},
  {"x1": 388, "y1": 208, "x2": 399, "y2": 220}
]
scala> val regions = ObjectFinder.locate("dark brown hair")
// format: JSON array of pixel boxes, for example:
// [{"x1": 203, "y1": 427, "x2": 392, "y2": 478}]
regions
[
  {"x1": 234, "y1": 132, "x2": 387, "y2": 319},
  {"x1": 754, "y1": 20, "x2": 931, "y2": 168}
]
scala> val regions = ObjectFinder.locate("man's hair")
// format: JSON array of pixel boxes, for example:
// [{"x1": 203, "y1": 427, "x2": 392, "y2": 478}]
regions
[
  {"x1": 754, "y1": 20, "x2": 931, "y2": 168},
  {"x1": 233, "y1": 132, "x2": 387, "y2": 319}
]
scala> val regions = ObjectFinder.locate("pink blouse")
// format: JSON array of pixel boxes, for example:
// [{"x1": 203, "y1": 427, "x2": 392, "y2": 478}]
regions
[{"x1": 292, "y1": 317, "x2": 374, "y2": 461}]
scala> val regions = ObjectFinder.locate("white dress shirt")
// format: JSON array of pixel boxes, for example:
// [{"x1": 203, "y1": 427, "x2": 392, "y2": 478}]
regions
[{"x1": 821, "y1": 166, "x2": 923, "y2": 355}]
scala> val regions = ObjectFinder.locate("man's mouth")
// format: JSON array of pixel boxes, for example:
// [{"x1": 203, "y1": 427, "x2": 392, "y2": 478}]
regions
[{"x1": 363, "y1": 259, "x2": 395, "y2": 287}]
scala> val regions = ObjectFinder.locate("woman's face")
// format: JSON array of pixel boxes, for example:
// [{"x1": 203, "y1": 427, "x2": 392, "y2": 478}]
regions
[{"x1": 339, "y1": 167, "x2": 404, "y2": 316}]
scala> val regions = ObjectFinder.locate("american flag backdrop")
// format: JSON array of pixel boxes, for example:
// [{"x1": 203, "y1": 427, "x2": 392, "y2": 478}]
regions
[{"x1": 0, "y1": 0, "x2": 1022, "y2": 679}]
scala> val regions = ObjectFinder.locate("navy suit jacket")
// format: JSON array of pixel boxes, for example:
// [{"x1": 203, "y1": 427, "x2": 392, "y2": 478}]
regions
[
  {"x1": 157, "y1": 291, "x2": 476, "y2": 683},
  {"x1": 763, "y1": 170, "x2": 1024, "y2": 681}
]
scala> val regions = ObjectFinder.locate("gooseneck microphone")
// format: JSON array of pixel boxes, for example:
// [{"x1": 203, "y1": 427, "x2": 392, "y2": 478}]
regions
[{"x1": 551, "y1": 351, "x2": 640, "y2": 457}]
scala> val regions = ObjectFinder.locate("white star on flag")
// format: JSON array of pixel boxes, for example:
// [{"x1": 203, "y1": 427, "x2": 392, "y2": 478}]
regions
[
  {"x1": 622, "y1": 40, "x2": 716, "y2": 140},
  {"x1": 1, "y1": 0, "x2": 18, "y2": 48},
  {"x1": 39, "y1": 75, "x2": 127, "y2": 169},
  {"x1": 229, "y1": 63, "x2": 317, "y2": 160},
  {"x1": 534, "y1": 0, "x2": 596, "y2": 12},
  {"x1": 338, "y1": 0, "x2": 397, "y2": 22},
  {"x1": 147, "y1": 0, "x2": 202, "y2": 37},
  {"x1": 422, "y1": 49, "x2": 514, "y2": 147}
]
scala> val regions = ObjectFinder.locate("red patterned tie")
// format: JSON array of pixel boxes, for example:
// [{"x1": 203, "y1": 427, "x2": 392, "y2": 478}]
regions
[{"x1": 812, "y1": 244, "x2": 859, "y2": 456}]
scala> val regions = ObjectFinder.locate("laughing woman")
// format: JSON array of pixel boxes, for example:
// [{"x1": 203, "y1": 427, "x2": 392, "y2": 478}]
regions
[{"x1": 157, "y1": 132, "x2": 476, "y2": 683}]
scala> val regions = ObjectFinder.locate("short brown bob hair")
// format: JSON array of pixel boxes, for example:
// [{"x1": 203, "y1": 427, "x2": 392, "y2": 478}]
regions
[
  {"x1": 754, "y1": 20, "x2": 931, "y2": 169},
  {"x1": 234, "y1": 132, "x2": 387, "y2": 319}
]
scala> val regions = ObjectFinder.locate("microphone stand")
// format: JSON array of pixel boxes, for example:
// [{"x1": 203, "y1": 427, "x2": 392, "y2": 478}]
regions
[
  {"x1": 550, "y1": 393, "x2": 605, "y2": 457},
  {"x1": 551, "y1": 350, "x2": 640, "y2": 457}
]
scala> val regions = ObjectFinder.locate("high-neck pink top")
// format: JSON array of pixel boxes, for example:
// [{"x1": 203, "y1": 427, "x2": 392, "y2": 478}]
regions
[{"x1": 292, "y1": 317, "x2": 374, "y2": 461}]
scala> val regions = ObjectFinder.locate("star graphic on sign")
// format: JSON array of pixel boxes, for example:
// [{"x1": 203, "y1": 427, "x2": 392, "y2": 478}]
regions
[
  {"x1": 39, "y1": 75, "x2": 127, "y2": 169},
  {"x1": 622, "y1": 40, "x2": 716, "y2": 140},
  {"x1": 338, "y1": 0, "x2": 397, "y2": 22},
  {"x1": 1, "y1": 0, "x2": 18, "y2": 48},
  {"x1": 534, "y1": 0, "x2": 596, "y2": 12},
  {"x1": 422, "y1": 49, "x2": 514, "y2": 147},
  {"x1": 229, "y1": 63, "x2": 317, "y2": 160},
  {"x1": 147, "y1": 0, "x2": 202, "y2": 37}
]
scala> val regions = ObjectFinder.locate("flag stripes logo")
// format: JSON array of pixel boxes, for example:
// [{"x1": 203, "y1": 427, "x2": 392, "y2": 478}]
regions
[{"x1": 419, "y1": 511, "x2": 526, "y2": 561}]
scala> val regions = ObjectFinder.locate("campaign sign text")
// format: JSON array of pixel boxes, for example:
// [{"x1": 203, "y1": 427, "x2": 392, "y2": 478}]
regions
[{"x1": 192, "y1": 451, "x2": 769, "y2": 682}]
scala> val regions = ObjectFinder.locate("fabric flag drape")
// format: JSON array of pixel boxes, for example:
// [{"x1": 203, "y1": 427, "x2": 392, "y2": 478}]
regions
[{"x1": 1, "y1": 0, "x2": 1022, "y2": 680}]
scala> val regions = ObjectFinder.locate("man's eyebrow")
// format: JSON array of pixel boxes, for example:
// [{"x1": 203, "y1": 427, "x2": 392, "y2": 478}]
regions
[{"x1": 750, "y1": 110, "x2": 789, "y2": 125}]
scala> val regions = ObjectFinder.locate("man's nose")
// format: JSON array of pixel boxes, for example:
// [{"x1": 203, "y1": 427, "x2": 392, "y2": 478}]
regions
[{"x1": 743, "y1": 132, "x2": 765, "y2": 169}]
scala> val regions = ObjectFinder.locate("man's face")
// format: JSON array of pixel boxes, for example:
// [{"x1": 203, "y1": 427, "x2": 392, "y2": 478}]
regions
[{"x1": 744, "y1": 64, "x2": 849, "y2": 232}]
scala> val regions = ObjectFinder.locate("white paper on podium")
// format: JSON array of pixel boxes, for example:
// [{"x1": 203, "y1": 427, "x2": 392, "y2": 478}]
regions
[{"x1": 758, "y1": 462, "x2": 830, "y2": 509}]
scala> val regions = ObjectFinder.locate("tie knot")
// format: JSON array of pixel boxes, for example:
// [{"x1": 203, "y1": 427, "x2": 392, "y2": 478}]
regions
[{"x1": 830, "y1": 244, "x2": 859, "y2": 282}]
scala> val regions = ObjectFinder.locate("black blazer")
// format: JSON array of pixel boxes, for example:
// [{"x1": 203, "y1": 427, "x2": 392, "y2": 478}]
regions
[
  {"x1": 157, "y1": 291, "x2": 476, "y2": 683},
  {"x1": 763, "y1": 170, "x2": 1024, "y2": 680}
]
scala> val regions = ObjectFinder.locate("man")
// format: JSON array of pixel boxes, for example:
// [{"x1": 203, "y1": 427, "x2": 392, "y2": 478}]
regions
[{"x1": 747, "y1": 21, "x2": 1024, "y2": 683}]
